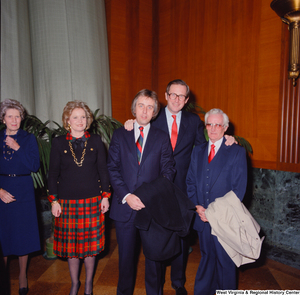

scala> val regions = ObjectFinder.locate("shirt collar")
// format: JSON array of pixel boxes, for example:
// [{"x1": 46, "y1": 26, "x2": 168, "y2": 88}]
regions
[
  {"x1": 209, "y1": 137, "x2": 224, "y2": 152},
  {"x1": 66, "y1": 131, "x2": 90, "y2": 142},
  {"x1": 165, "y1": 106, "x2": 182, "y2": 121}
]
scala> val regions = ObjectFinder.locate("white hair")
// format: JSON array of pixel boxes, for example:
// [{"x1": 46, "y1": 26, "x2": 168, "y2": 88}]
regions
[{"x1": 204, "y1": 108, "x2": 229, "y2": 127}]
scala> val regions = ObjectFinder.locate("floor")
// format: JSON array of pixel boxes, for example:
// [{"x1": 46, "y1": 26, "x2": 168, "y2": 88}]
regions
[{"x1": 1, "y1": 226, "x2": 300, "y2": 295}]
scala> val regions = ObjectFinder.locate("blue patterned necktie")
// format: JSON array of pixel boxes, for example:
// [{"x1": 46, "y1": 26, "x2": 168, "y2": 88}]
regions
[{"x1": 136, "y1": 126, "x2": 144, "y2": 164}]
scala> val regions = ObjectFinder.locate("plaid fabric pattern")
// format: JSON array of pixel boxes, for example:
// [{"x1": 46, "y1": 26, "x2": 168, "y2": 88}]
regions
[
  {"x1": 48, "y1": 194, "x2": 58, "y2": 202},
  {"x1": 66, "y1": 131, "x2": 91, "y2": 141},
  {"x1": 53, "y1": 196, "x2": 105, "y2": 258},
  {"x1": 102, "y1": 192, "x2": 111, "y2": 198}
]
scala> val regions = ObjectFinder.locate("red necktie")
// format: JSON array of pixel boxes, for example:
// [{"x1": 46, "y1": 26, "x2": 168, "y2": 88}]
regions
[
  {"x1": 208, "y1": 144, "x2": 215, "y2": 163},
  {"x1": 136, "y1": 126, "x2": 144, "y2": 164},
  {"x1": 171, "y1": 115, "x2": 178, "y2": 151}
]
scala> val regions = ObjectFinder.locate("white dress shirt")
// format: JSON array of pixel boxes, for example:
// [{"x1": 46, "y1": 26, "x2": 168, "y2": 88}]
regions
[{"x1": 122, "y1": 122, "x2": 151, "y2": 203}]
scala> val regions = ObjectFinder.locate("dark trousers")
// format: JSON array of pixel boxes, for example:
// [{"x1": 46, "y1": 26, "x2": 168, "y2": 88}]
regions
[
  {"x1": 169, "y1": 236, "x2": 189, "y2": 288},
  {"x1": 115, "y1": 216, "x2": 164, "y2": 295},
  {"x1": 194, "y1": 223, "x2": 236, "y2": 295}
]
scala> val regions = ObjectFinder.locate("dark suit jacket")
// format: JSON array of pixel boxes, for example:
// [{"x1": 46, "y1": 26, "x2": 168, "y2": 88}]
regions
[
  {"x1": 134, "y1": 176, "x2": 196, "y2": 261},
  {"x1": 108, "y1": 125, "x2": 176, "y2": 222},
  {"x1": 186, "y1": 137, "x2": 247, "y2": 232},
  {"x1": 152, "y1": 109, "x2": 206, "y2": 193}
]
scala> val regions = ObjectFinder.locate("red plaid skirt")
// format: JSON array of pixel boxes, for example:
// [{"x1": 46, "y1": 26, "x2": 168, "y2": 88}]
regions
[{"x1": 53, "y1": 196, "x2": 105, "y2": 258}]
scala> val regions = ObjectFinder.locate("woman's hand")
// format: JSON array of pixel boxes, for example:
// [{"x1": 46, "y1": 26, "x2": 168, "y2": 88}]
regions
[
  {"x1": 5, "y1": 136, "x2": 20, "y2": 151},
  {"x1": 0, "y1": 188, "x2": 16, "y2": 203},
  {"x1": 101, "y1": 198, "x2": 110, "y2": 213},
  {"x1": 52, "y1": 203, "x2": 62, "y2": 217}
]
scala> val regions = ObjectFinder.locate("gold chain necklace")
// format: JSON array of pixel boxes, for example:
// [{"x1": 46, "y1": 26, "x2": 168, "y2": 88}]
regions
[{"x1": 68, "y1": 140, "x2": 87, "y2": 167}]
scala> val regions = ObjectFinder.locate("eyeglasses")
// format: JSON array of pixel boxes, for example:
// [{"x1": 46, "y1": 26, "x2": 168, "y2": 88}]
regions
[
  {"x1": 168, "y1": 93, "x2": 187, "y2": 101},
  {"x1": 205, "y1": 123, "x2": 224, "y2": 129}
]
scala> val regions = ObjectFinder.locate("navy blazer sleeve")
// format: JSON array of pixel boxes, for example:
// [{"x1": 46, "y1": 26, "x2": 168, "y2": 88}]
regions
[
  {"x1": 194, "y1": 114, "x2": 206, "y2": 146},
  {"x1": 107, "y1": 126, "x2": 176, "y2": 204},
  {"x1": 14, "y1": 130, "x2": 40, "y2": 173},
  {"x1": 186, "y1": 144, "x2": 201, "y2": 207},
  {"x1": 106, "y1": 128, "x2": 132, "y2": 203}
]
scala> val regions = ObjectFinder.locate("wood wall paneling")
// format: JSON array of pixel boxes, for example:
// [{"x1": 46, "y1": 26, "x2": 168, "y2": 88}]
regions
[
  {"x1": 105, "y1": 0, "x2": 154, "y2": 124},
  {"x1": 105, "y1": 0, "x2": 300, "y2": 172},
  {"x1": 156, "y1": 0, "x2": 282, "y2": 169}
]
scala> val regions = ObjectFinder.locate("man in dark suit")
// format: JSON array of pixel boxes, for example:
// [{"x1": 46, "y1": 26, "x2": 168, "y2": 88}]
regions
[
  {"x1": 107, "y1": 89, "x2": 176, "y2": 295},
  {"x1": 124, "y1": 80, "x2": 235, "y2": 295},
  {"x1": 151, "y1": 79, "x2": 205, "y2": 295},
  {"x1": 186, "y1": 108, "x2": 247, "y2": 295}
]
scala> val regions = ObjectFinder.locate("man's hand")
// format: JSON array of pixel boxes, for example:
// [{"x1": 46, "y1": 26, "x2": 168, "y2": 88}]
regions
[
  {"x1": 126, "y1": 194, "x2": 145, "y2": 211},
  {"x1": 196, "y1": 205, "x2": 208, "y2": 222},
  {"x1": 124, "y1": 119, "x2": 135, "y2": 131},
  {"x1": 224, "y1": 135, "x2": 237, "y2": 146}
]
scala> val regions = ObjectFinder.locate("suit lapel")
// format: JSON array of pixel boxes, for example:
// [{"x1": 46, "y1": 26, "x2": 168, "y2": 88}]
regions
[
  {"x1": 139, "y1": 125, "x2": 156, "y2": 166},
  {"x1": 197, "y1": 144, "x2": 209, "y2": 193},
  {"x1": 125, "y1": 129, "x2": 139, "y2": 165},
  {"x1": 209, "y1": 139, "x2": 229, "y2": 189},
  {"x1": 175, "y1": 111, "x2": 188, "y2": 152},
  {"x1": 158, "y1": 108, "x2": 188, "y2": 153},
  {"x1": 157, "y1": 109, "x2": 169, "y2": 135}
]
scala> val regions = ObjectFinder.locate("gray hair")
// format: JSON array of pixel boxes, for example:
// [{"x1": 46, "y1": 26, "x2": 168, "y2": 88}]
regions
[
  {"x1": 0, "y1": 99, "x2": 26, "y2": 122},
  {"x1": 205, "y1": 108, "x2": 229, "y2": 127},
  {"x1": 131, "y1": 89, "x2": 160, "y2": 119}
]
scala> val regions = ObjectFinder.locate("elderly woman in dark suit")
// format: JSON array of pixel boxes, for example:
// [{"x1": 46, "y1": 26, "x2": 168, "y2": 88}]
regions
[
  {"x1": 48, "y1": 101, "x2": 110, "y2": 295},
  {"x1": 0, "y1": 99, "x2": 40, "y2": 295}
]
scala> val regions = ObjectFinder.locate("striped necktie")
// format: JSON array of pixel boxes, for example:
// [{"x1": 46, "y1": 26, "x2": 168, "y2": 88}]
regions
[{"x1": 136, "y1": 126, "x2": 144, "y2": 164}]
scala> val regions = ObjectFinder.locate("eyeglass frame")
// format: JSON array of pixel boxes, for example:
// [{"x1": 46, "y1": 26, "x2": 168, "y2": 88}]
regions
[
  {"x1": 205, "y1": 123, "x2": 225, "y2": 129},
  {"x1": 167, "y1": 93, "x2": 187, "y2": 101}
]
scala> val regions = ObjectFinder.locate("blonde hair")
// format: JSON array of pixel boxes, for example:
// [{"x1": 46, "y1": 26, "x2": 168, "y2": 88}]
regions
[{"x1": 62, "y1": 101, "x2": 93, "y2": 130}]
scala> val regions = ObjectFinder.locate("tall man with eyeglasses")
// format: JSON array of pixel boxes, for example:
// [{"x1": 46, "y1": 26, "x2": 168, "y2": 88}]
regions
[
  {"x1": 150, "y1": 79, "x2": 205, "y2": 294},
  {"x1": 153, "y1": 80, "x2": 239, "y2": 294},
  {"x1": 124, "y1": 80, "x2": 234, "y2": 294},
  {"x1": 186, "y1": 108, "x2": 247, "y2": 295}
]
